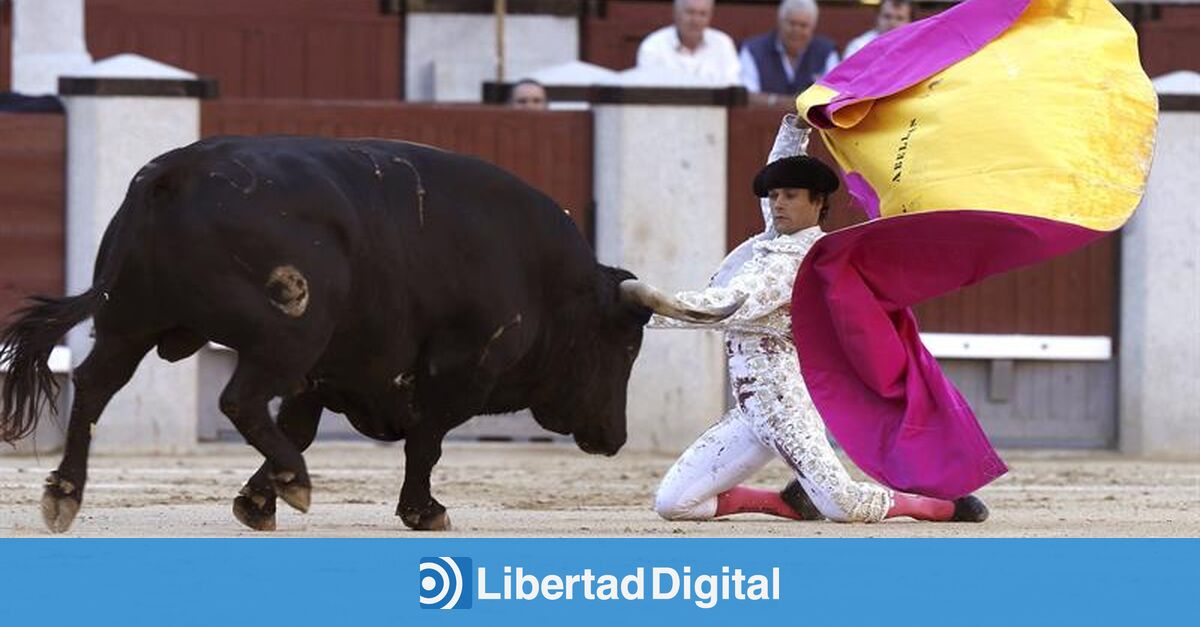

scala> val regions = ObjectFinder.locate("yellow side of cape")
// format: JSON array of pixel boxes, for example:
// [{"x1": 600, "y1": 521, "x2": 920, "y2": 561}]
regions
[{"x1": 796, "y1": 0, "x2": 1157, "y2": 232}]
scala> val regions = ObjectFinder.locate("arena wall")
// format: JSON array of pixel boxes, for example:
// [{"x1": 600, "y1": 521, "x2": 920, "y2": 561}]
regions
[
  {"x1": 0, "y1": 111, "x2": 65, "y2": 325},
  {"x1": 85, "y1": 0, "x2": 403, "y2": 99},
  {"x1": 3, "y1": 0, "x2": 1196, "y2": 455}
]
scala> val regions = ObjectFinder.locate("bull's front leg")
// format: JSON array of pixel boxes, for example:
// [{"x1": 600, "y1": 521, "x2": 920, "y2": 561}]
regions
[
  {"x1": 399, "y1": 340, "x2": 503, "y2": 531},
  {"x1": 397, "y1": 425, "x2": 451, "y2": 531},
  {"x1": 233, "y1": 390, "x2": 324, "y2": 531}
]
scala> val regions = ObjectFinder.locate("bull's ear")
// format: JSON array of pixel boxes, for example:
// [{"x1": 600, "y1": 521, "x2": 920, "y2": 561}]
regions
[
  {"x1": 596, "y1": 265, "x2": 650, "y2": 324},
  {"x1": 623, "y1": 302, "x2": 653, "y2": 326},
  {"x1": 606, "y1": 294, "x2": 652, "y2": 327}
]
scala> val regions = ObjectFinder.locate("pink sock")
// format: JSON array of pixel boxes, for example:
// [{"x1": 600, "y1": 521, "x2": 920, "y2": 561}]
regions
[
  {"x1": 715, "y1": 486, "x2": 805, "y2": 520},
  {"x1": 886, "y1": 493, "x2": 956, "y2": 521}
]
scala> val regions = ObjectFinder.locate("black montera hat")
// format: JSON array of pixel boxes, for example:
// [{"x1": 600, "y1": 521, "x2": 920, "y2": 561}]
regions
[{"x1": 752, "y1": 155, "x2": 840, "y2": 198}]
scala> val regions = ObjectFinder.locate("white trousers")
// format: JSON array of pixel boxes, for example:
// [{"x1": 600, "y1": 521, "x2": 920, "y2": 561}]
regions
[{"x1": 654, "y1": 335, "x2": 893, "y2": 523}]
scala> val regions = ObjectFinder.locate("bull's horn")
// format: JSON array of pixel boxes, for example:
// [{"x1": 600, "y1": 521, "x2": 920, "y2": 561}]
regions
[{"x1": 618, "y1": 280, "x2": 744, "y2": 324}]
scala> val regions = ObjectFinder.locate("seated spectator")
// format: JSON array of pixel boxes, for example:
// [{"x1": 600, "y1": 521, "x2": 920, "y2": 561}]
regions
[
  {"x1": 636, "y1": 0, "x2": 741, "y2": 85},
  {"x1": 740, "y1": 0, "x2": 840, "y2": 107},
  {"x1": 510, "y1": 79, "x2": 549, "y2": 110},
  {"x1": 844, "y1": 0, "x2": 915, "y2": 59}
]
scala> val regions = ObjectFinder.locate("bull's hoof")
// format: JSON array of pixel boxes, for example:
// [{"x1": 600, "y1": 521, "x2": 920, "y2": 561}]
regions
[
  {"x1": 951, "y1": 495, "x2": 989, "y2": 523},
  {"x1": 41, "y1": 472, "x2": 81, "y2": 534},
  {"x1": 399, "y1": 503, "x2": 452, "y2": 531},
  {"x1": 271, "y1": 471, "x2": 311, "y2": 513},
  {"x1": 232, "y1": 488, "x2": 277, "y2": 531},
  {"x1": 277, "y1": 483, "x2": 311, "y2": 514},
  {"x1": 780, "y1": 479, "x2": 825, "y2": 521}
]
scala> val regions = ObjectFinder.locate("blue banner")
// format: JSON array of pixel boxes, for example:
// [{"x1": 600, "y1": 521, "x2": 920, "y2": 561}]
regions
[{"x1": 1, "y1": 539, "x2": 1195, "y2": 625}]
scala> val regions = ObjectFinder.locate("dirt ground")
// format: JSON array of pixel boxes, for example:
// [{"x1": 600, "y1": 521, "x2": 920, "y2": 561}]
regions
[{"x1": 1, "y1": 441, "x2": 1198, "y2": 537}]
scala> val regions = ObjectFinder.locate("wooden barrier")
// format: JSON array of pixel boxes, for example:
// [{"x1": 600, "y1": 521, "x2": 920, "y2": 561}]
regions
[
  {"x1": 202, "y1": 100, "x2": 594, "y2": 240},
  {"x1": 86, "y1": 0, "x2": 402, "y2": 99},
  {"x1": 1139, "y1": 5, "x2": 1200, "y2": 77},
  {"x1": 0, "y1": 112, "x2": 65, "y2": 324}
]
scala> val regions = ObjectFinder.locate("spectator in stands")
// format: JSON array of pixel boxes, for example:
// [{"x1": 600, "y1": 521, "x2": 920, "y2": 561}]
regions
[
  {"x1": 740, "y1": 0, "x2": 840, "y2": 107},
  {"x1": 636, "y1": 0, "x2": 741, "y2": 85},
  {"x1": 509, "y1": 79, "x2": 549, "y2": 110},
  {"x1": 844, "y1": 0, "x2": 914, "y2": 59}
]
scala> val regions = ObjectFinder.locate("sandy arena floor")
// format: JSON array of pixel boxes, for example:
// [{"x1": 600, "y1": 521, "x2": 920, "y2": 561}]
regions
[{"x1": 1, "y1": 442, "x2": 1198, "y2": 537}]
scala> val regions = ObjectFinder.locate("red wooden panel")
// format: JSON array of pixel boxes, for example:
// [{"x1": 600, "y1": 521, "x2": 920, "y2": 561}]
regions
[
  {"x1": 1085, "y1": 235, "x2": 1116, "y2": 337},
  {"x1": 0, "y1": 113, "x2": 66, "y2": 325},
  {"x1": 86, "y1": 0, "x2": 402, "y2": 100},
  {"x1": 202, "y1": 101, "x2": 594, "y2": 240},
  {"x1": 585, "y1": 1, "x2": 882, "y2": 70},
  {"x1": 1138, "y1": 6, "x2": 1200, "y2": 77},
  {"x1": 0, "y1": 0, "x2": 10, "y2": 92},
  {"x1": 913, "y1": 235, "x2": 1116, "y2": 337},
  {"x1": 727, "y1": 107, "x2": 1115, "y2": 336}
]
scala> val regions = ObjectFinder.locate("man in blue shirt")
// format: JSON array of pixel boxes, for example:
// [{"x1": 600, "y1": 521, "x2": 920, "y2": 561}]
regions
[{"x1": 739, "y1": 0, "x2": 839, "y2": 107}]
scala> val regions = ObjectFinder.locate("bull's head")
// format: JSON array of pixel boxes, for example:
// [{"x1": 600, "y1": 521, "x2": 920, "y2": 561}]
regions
[{"x1": 530, "y1": 266, "x2": 741, "y2": 456}]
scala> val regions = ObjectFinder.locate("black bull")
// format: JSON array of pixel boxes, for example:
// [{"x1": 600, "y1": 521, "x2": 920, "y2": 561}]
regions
[{"x1": 0, "y1": 137, "x2": 736, "y2": 533}]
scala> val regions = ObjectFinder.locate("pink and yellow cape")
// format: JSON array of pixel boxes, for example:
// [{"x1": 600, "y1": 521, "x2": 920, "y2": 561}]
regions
[{"x1": 791, "y1": 0, "x2": 1157, "y2": 498}]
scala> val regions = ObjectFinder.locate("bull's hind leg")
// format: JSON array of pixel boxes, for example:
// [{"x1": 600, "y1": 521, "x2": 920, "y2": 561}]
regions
[
  {"x1": 232, "y1": 390, "x2": 323, "y2": 531},
  {"x1": 219, "y1": 360, "x2": 312, "y2": 515},
  {"x1": 43, "y1": 336, "x2": 154, "y2": 533}
]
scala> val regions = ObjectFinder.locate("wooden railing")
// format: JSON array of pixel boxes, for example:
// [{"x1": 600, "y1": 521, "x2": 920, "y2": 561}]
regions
[
  {"x1": 86, "y1": 0, "x2": 403, "y2": 99},
  {"x1": 0, "y1": 112, "x2": 65, "y2": 324}
]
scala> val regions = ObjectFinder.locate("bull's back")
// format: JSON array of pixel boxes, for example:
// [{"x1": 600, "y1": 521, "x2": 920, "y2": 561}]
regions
[
  {"x1": 98, "y1": 136, "x2": 593, "y2": 381},
  {"x1": 182, "y1": 136, "x2": 589, "y2": 285}
]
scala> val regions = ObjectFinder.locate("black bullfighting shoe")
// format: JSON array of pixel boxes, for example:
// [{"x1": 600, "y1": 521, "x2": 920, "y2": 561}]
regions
[
  {"x1": 780, "y1": 479, "x2": 825, "y2": 521},
  {"x1": 951, "y1": 494, "x2": 990, "y2": 522}
]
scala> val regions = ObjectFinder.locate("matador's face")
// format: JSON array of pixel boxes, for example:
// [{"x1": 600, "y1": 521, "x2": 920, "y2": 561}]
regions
[{"x1": 769, "y1": 187, "x2": 822, "y2": 235}]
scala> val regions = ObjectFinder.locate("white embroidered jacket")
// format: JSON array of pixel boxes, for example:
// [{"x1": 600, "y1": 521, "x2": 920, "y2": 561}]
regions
[{"x1": 650, "y1": 226, "x2": 823, "y2": 339}]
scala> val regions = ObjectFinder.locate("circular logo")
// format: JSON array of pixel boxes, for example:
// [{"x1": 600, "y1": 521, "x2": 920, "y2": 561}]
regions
[{"x1": 419, "y1": 557, "x2": 465, "y2": 609}]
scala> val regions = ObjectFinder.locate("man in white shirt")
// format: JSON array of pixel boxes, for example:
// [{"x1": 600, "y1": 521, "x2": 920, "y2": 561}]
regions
[
  {"x1": 844, "y1": 0, "x2": 914, "y2": 60},
  {"x1": 636, "y1": 0, "x2": 742, "y2": 86}
]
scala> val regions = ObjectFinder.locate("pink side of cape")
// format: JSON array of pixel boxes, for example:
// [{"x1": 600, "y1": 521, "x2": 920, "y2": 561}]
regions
[{"x1": 792, "y1": 211, "x2": 1107, "y2": 498}]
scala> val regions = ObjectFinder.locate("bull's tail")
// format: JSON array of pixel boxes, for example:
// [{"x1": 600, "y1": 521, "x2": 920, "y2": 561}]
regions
[{"x1": 0, "y1": 288, "x2": 105, "y2": 443}]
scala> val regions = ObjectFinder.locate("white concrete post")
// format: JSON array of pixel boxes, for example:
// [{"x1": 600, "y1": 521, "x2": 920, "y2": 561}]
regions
[
  {"x1": 406, "y1": 11, "x2": 579, "y2": 102},
  {"x1": 1119, "y1": 72, "x2": 1200, "y2": 458},
  {"x1": 11, "y1": 0, "x2": 92, "y2": 95},
  {"x1": 593, "y1": 79, "x2": 740, "y2": 454},
  {"x1": 60, "y1": 54, "x2": 216, "y2": 453}
]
